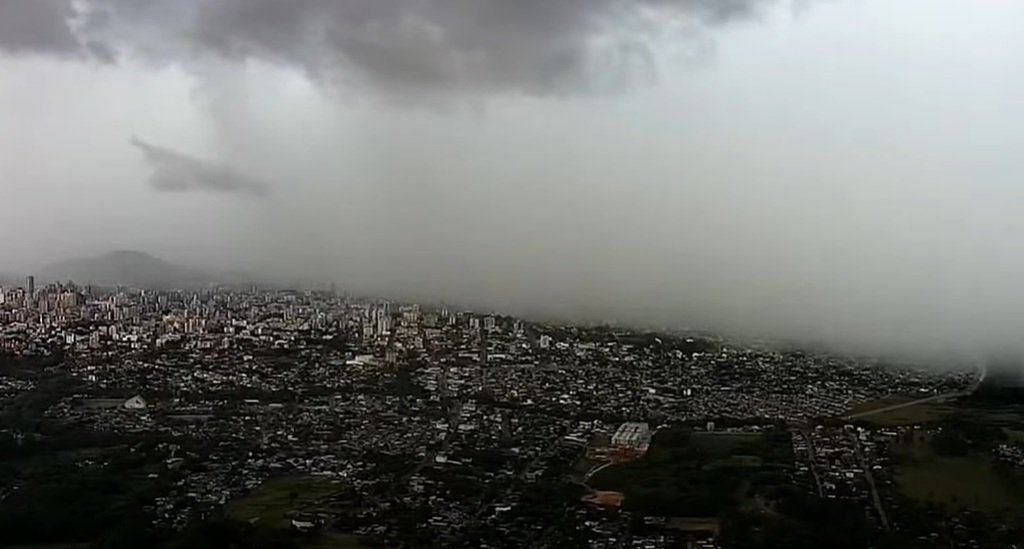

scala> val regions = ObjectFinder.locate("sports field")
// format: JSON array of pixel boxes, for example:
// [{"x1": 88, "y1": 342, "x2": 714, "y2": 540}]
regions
[
  {"x1": 690, "y1": 431, "x2": 762, "y2": 452},
  {"x1": 860, "y1": 402, "x2": 954, "y2": 426},
  {"x1": 227, "y1": 476, "x2": 340, "y2": 527},
  {"x1": 225, "y1": 476, "x2": 367, "y2": 548},
  {"x1": 893, "y1": 433, "x2": 1023, "y2": 514},
  {"x1": 898, "y1": 454, "x2": 1021, "y2": 513},
  {"x1": 847, "y1": 396, "x2": 914, "y2": 415},
  {"x1": 667, "y1": 517, "x2": 720, "y2": 535}
]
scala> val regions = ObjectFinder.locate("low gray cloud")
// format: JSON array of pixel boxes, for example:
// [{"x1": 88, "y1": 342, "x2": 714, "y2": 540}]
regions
[
  {"x1": 0, "y1": 0, "x2": 79, "y2": 55},
  {"x1": 10, "y1": 0, "x2": 1023, "y2": 362},
  {"x1": 132, "y1": 137, "x2": 269, "y2": 196},
  {"x1": 0, "y1": 0, "x2": 778, "y2": 97},
  {"x1": 0, "y1": 0, "x2": 118, "y2": 63}
]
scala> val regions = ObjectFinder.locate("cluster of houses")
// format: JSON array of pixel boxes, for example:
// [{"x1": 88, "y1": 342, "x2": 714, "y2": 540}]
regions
[{"x1": 0, "y1": 283, "x2": 985, "y2": 546}]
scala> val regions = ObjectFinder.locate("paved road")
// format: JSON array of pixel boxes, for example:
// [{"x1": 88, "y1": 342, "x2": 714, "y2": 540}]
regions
[
  {"x1": 844, "y1": 392, "x2": 958, "y2": 419},
  {"x1": 584, "y1": 461, "x2": 612, "y2": 483},
  {"x1": 801, "y1": 429, "x2": 824, "y2": 498},
  {"x1": 845, "y1": 364, "x2": 986, "y2": 420},
  {"x1": 848, "y1": 431, "x2": 890, "y2": 530}
]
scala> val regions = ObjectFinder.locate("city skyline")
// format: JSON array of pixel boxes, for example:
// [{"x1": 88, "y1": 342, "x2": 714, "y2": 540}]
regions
[{"x1": 2, "y1": 0, "x2": 1024, "y2": 356}]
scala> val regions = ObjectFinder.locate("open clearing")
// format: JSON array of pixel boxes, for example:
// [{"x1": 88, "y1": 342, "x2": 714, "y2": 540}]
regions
[
  {"x1": 1005, "y1": 429, "x2": 1024, "y2": 444},
  {"x1": 847, "y1": 396, "x2": 915, "y2": 416},
  {"x1": 703, "y1": 455, "x2": 763, "y2": 471},
  {"x1": 898, "y1": 454, "x2": 1021, "y2": 513},
  {"x1": 226, "y1": 476, "x2": 366, "y2": 548},
  {"x1": 860, "y1": 402, "x2": 954, "y2": 426},
  {"x1": 309, "y1": 532, "x2": 366, "y2": 549},
  {"x1": 227, "y1": 476, "x2": 340, "y2": 526},
  {"x1": 690, "y1": 432, "x2": 762, "y2": 453},
  {"x1": 10, "y1": 545, "x2": 90, "y2": 549},
  {"x1": 667, "y1": 517, "x2": 720, "y2": 535},
  {"x1": 893, "y1": 433, "x2": 1023, "y2": 514}
]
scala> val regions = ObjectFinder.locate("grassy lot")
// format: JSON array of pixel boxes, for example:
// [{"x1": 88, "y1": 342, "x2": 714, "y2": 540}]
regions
[
  {"x1": 898, "y1": 454, "x2": 1021, "y2": 513},
  {"x1": 308, "y1": 532, "x2": 367, "y2": 549},
  {"x1": 703, "y1": 455, "x2": 763, "y2": 471},
  {"x1": 893, "y1": 432, "x2": 1024, "y2": 514},
  {"x1": 590, "y1": 432, "x2": 611, "y2": 448},
  {"x1": 969, "y1": 404, "x2": 1024, "y2": 423},
  {"x1": 690, "y1": 432, "x2": 763, "y2": 453},
  {"x1": 575, "y1": 455, "x2": 605, "y2": 475},
  {"x1": 860, "y1": 402, "x2": 954, "y2": 426},
  {"x1": 226, "y1": 476, "x2": 341, "y2": 527},
  {"x1": 10, "y1": 545, "x2": 90, "y2": 549},
  {"x1": 847, "y1": 396, "x2": 914, "y2": 415},
  {"x1": 226, "y1": 476, "x2": 367, "y2": 548},
  {"x1": 590, "y1": 428, "x2": 792, "y2": 519},
  {"x1": 1005, "y1": 428, "x2": 1024, "y2": 444},
  {"x1": 667, "y1": 517, "x2": 720, "y2": 535}
]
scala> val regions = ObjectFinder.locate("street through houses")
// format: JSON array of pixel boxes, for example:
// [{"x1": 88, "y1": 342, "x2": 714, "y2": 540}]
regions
[{"x1": 848, "y1": 431, "x2": 890, "y2": 531}]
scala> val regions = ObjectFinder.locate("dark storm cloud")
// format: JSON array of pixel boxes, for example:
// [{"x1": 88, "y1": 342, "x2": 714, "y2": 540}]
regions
[
  {"x1": 0, "y1": 0, "x2": 778, "y2": 96},
  {"x1": 132, "y1": 138, "x2": 269, "y2": 196},
  {"x1": 0, "y1": 0, "x2": 79, "y2": 55}
]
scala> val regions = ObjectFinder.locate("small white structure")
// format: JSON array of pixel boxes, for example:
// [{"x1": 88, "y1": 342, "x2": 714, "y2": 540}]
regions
[
  {"x1": 124, "y1": 395, "x2": 147, "y2": 410},
  {"x1": 291, "y1": 519, "x2": 315, "y2": 531}
]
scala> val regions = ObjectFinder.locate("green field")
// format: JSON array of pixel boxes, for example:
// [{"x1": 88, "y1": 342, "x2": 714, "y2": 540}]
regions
[
  {"x1": 703, "y1": 455, "x2": 763, "y2": 471},
  {"x1": 847, "y1": 396, "x2": 914, "y2": 415},
  {"x1": 690, "y1": 432, "x2": 763, "y2": 452},
  {"x1": 227, "y1": 476, "x2": 341, "y2": 527},
  {"x1": 1005, "y1": 428, "x2": 1024, "y2": 444},
  {"x1": 898, "y1": 454, "x2": 1021, "y2": 513},
  {"x1": 308, "y1": 532, "x2": 366, "y2": 549},
  {"x1": 590, "y1": 427, "x2": 793, "y2": 519},
  {"x1": 667, "y1": 516, "x2": 721, "y2": 535},
  {"x1": 893, "y1": 432, "x2": 1024, "y2": 514},
  {"x1": 860, "y1": 402, "x2": 954, "y2": 426},
  {"x1": 225, "y1": 476, "x2": 368, "y2": 548},
  {"x1": 10, "y1": 545, "x2": 90, "y2": 549}
]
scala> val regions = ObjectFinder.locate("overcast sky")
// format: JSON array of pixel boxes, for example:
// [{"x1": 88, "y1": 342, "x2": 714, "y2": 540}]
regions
[{"x1": 1, "y1": 0, "x2": 1023, "y2": 354}]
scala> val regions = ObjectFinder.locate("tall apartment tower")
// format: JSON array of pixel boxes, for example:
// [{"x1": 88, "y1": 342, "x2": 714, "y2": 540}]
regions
[{"x1": 25, "y1": 276, "x2": 35, "y2": 308}]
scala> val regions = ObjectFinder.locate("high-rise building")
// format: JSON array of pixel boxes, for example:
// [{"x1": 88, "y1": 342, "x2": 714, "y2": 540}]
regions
[
  {"x1": 538, "y1": 335, "x2": 552, "y2": 349},
  {"x1": 25, "y1": 276, "x2": 35, "y2": 308}
]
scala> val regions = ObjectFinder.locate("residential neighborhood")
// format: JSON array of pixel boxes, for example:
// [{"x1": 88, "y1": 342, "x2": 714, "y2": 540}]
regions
[{"x1": 0, "y1": 281, "x2": 1021, "y2": 548}]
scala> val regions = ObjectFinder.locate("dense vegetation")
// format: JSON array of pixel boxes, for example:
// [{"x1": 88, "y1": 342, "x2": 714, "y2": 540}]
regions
[
  {"x1": 931, "y1": 414, "x2": 1008, "y2": 456},
  {"x1": 590, "y1": 426, "x2": 879, "y2": 548},
  {"x1": 590, "y1": 427, "x2": 792, "y2": 515}
]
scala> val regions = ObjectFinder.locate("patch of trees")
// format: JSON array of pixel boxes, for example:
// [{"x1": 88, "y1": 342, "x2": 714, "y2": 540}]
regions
[
  {"x1": 162, "y1": 518, "x2": 312, "y2": 549},
  {"x1": 591, "y1": 427, "x2": 795, "y2": 518},
  {"x1": 931, "y1": 429, "x2": 970, "y2": 456},
  {"x1": 720, "y1": 491, "x2": 874, "y2": 549},
  {"x1": 932, "y1": 415, "x2": 1008, "y2": 455},
  {"x1": 0, "y1": 453, "x2": 167, "y2": 545},
  {"x1": 0, "y1": 421, "x2": 200, "y2": 548}
]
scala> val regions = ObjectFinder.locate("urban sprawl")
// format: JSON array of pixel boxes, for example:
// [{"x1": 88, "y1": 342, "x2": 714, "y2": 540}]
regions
[{"x1": 1, "y1": 278, "x2": 1022, "y2": 548}]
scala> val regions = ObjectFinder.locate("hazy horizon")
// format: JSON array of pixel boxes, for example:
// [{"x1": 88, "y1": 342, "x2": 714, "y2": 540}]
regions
[{"x1": 2, "y1": 0, "x2": 1024, "y2": 356}]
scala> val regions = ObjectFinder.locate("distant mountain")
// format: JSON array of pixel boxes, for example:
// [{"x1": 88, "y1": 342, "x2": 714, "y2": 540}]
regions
[{"x1": 38, "y1": 250, "x2": 214, "y2": 289}]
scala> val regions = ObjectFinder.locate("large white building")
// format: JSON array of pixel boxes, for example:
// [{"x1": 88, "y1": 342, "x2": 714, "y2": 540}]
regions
[
  {"x1": 611, "y1": 422, "x2": 651, "y2": 449},
  {"x1": 124, "y1": 395, "x2": 147, "y2": 410}
]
